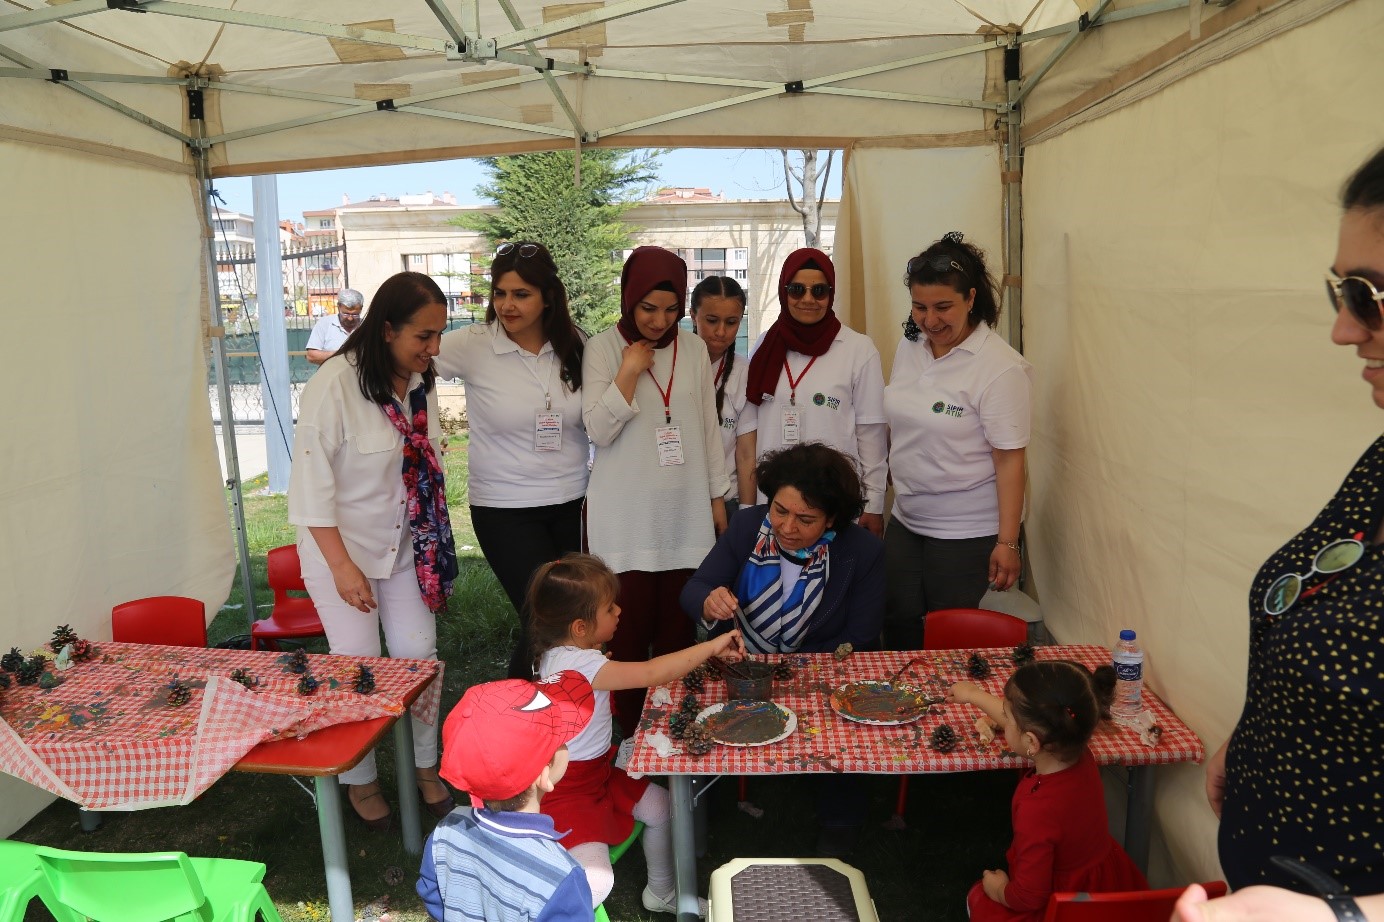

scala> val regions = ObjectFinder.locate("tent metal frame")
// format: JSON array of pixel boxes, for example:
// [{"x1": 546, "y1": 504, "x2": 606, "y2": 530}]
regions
[{"x1": 0, "y1": 0, "x2": 1188, "y2": 646}]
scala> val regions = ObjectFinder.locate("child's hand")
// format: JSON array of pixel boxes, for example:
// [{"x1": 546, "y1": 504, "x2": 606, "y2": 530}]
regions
[
  {"x1": 948, "y1": 680, "x2": 983, "y2": 705},
  {"x1": 981, "y1": 869, "x2": 1010, "y2": 905},
  {"x1": 709, "y1": 630, "x2": 745, "y2": 661}
]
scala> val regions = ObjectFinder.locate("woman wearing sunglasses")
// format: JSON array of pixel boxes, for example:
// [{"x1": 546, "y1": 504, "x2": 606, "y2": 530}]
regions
[
  {"x1": 744, "y1": 247, "x2": 888, "y2": 538},
  {"x1": 434, "y1": 241, "x2": 588, "y2": 679},
  {"x1": 583, "y1": 246, "x2": 730, "y2": 736},
  {"x1": 1205, "y1": 145, "x2": 1384, "y2": 902},
  {"x1": 880, "y1": 232, "x2": 1032, "y2": 651}
]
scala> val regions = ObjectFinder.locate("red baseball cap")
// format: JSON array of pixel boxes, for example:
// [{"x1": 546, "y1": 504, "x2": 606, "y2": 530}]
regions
[{"x1": 440, "y1": 671, "x2": 595, "y2": 802}]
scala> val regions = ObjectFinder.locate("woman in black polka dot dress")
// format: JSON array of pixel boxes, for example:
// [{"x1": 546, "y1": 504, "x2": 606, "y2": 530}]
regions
[{"x1": 1207, "y1": 146, "x2": 1384, "y2": 897}]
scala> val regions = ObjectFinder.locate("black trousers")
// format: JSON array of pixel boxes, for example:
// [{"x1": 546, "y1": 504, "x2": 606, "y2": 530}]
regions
[
  {"x1": 469, "y1": 497, "x2": 584, "y2": 678},
  {"x1": 882, "y1": 515, "x2": 995, "y2": 651}
]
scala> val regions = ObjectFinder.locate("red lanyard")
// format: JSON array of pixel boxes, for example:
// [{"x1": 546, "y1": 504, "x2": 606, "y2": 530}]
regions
[
  {"x1": 783, "y1": 354, "x2": 818, "y2": 406},
  {"x1": 647, "y1": 335, "x2": 678, "y2": 424},
  {"x1": 713, "y1": 354, "x2": 726, "y2": 386}
]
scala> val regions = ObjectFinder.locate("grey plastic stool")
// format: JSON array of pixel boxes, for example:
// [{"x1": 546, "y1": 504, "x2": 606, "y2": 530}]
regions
[{"x1": 708, "y1": 858, "x2": 879, "y2": 922}]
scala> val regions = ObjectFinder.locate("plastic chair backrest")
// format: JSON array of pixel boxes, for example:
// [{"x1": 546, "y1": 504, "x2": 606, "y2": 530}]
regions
[
  {"x1": 111, "y1": 596, "x2": 207, "y2": 648},
  {"x1": 266, "y1": 545, "x2": 308, "y2": 600},
  {"x1": 34, "y1": 847, "x2": 212, "y2": 922},
  {"x1": 923, "y1": 608, "x2": 1028, "y2": 650},
  {"x1": 1041, "y1": 882, "x2": 1228, "y2": 922}
]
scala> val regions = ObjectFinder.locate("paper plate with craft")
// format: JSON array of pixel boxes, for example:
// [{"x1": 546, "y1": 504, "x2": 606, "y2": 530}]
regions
[
  {"x1": 829, "y1": 680, "x2": 941, "y2": 726},
  {"x1": 695, "y1": 700, "x2": 796, "y2": 746}
]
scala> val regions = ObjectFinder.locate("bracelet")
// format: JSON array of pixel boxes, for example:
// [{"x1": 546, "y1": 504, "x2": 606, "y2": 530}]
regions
[
  {"x1": 997, "y1": 540, "x2": 1020, "y2": 551},
  {"x1": 1322, "y1": 894, "x2": 1367, "y2": 922},
  {"x1": 1267, "y1": 856, "x2": 1365, "y2": 922}
]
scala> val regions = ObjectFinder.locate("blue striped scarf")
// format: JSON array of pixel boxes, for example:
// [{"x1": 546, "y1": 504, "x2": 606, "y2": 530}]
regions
[{"x1": 734, "y1": 515, "x2": 835, "y2": 654}]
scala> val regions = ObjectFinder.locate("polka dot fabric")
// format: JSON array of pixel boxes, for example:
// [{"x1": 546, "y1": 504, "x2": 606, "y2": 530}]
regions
[{"x1": 1220, "y1": 435, "x2": 1384, "y2": 893}]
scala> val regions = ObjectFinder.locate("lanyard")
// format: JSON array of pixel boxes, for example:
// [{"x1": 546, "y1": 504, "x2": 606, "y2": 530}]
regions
[
  {"x1": 646, "y1": 335, "x2": 678, "y2": 424},
  {"x1": 713, "y1": 354, "x2": 726, "y2": 386},
  {"x1": 783, "y1": 354, "x2": 818, "y2": 406},
  {"x1": 519, "y1": 348, "x2": 558, "y2": 410}
]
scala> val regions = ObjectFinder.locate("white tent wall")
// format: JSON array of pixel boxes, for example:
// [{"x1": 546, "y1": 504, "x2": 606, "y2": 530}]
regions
[
  {"x1": 1021, "y1": 0, "x2": 1384, "y2": 885},
  {"x1": 0, "y1": 139, "x2": 237, "y2": 836}
]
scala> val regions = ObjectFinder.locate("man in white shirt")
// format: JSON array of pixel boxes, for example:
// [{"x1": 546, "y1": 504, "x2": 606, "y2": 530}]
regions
[{"x1": 305, "y1": 288, "x2": 364, "y2": 365}]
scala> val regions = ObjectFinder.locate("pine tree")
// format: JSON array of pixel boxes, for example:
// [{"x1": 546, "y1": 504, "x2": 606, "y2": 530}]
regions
[{"x1": 456, "y1": 149, "x2": 660, "y2": 331}]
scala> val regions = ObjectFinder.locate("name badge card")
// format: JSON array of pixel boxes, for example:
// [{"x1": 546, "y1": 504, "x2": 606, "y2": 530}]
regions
[
  {"x1": 534, "y1": 411, "x2": 563, "y2": 452},
  {"x1": 781, "y1": 407, "x2": 801, "y2": 444},
  {"x1": 655, "y1": 425, "x2": 685, "y2": 466}
]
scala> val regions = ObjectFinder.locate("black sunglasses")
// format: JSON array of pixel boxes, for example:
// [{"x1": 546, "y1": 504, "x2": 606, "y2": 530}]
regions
[
  {"x1": 908, "y1": 254, "x2": 967, "y2": 277},
  {"x1": 496, "y1": 242, "x2": 540, "y2": 258},
  {"x1": 785, "y1": 282, "x2": 832, "y2": 299},
  {"x1": 1326, "y1": 271, "x2": 1384, "y2": 330}
]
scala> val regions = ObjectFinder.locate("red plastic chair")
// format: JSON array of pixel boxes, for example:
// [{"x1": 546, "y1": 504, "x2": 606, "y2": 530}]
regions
[
  {"x1": 111, "y1": 596, "x2": 207, "y2": 647},
  {"x1": 923, "y1": 607, "x2": 1029, "y2": 651},
  {"x1": 1041, "y1": 881, "x2": 1228, "y2": 921},
  {"x1": 251, "y1": 544, "x2": 325, "y2": 651},
  {"x1": 892, "y1": 607, "x2": 1030, "y2": 823}
]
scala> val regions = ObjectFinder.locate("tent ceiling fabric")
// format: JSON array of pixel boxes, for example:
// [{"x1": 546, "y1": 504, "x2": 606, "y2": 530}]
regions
[{"x1": 0, "y1": 0, "x2": 1265, "y2": 174}]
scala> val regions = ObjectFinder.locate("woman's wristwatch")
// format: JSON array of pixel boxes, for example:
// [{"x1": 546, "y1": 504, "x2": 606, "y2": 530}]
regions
[
  {"x1": 1320, "y1": 894, "x2": 1367, "y2": 922},
  {"x1": 1269, "y1": 856, "x2": 1366, "y2": 922}
]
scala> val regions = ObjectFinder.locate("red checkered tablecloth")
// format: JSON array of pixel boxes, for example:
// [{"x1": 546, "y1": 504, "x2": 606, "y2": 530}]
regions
[
  {"x1": 625, "y1": 645, "x2": 1202, "y2": 777},
  {"x1": 0, "y1": 643, "x2": 442, "y2": 809}
]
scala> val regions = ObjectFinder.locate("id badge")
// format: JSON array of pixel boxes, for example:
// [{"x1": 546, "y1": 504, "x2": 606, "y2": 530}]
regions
[
  {"x1": 534, "y1": 410, "x2": 563, "y2": 452},
  {"x1": 655, "y1": 425, "x2": 685, "y2": 466},
  {"x1": 781, "y1": 407, "x2": 801, "y2": 444}
]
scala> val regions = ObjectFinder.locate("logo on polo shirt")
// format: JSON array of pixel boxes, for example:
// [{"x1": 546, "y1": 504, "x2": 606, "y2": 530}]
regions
[
  {"x1": 932, "y1": 401, "x2": 964, "y2": 418},
  {"x1": 812, "y1": 393, "x2": 841, "y2": 410}
]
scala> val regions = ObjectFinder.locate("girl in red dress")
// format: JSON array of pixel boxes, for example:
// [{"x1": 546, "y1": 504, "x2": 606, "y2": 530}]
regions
[
  {"x1": 529, "y1": 553, "x2": 744, "y2": 915},
  {"x1": 950, "y1": 661, "x2": 1148, "y2": 921}
]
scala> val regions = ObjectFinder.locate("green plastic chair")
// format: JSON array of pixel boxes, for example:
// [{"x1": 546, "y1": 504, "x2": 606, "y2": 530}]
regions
[
  {"x1": 594, "y1": 821, "x2": 645, "y2": 922},
  {"x1": 33, "y1": 846, "x2": 284, "y2": 922},
  {"x1": 0, "y1": 841, "x2": 81, "y2": 922}
]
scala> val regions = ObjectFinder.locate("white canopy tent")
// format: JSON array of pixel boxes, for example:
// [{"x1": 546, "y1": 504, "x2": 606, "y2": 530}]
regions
[{"x1": 1, "y1": 0, "x2": 1380, "y2": 890}]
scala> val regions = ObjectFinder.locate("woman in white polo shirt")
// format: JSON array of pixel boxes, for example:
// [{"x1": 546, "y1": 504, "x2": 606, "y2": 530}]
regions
[
  {"x1": 689, "y1": 275, "x2": 756, "y2": 515},
  {"x1": 882, "y1": 232, "x2": 1033, "y2": 651},
  {"x1": 435, "y1": 241, "x2": 588, "y2": 679},
  {"x1": 743, "y1": 248, "x2": 888, "y2": 537},
  {"x1": 289, "y1": 271, "x2": 458, "y2": 829}
]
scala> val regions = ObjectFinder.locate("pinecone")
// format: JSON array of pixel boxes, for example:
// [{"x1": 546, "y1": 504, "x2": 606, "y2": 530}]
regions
[
  {"x1": 1, "y1": 647, "x2": 24, "y2": 672},
  {"x1": 1011, "y1": 642, "x2": 1036, "y2": 666},
  {"x1": 966, "y1": 653, "x2": 992, "y2": 680},
  {"x1": 296, "y1": 673, "x2": 320, "y2": 696},
  {"x1": 16, "y1": 656, "x2": 45, "y2": 686},
  {"x1": 929, "y1": 723, "x2": 959, "y2": 753},
  {"x1": 166, "y1": 679, "x2": 191, "y2": 706},
  {"x1": 50, "y1": 624, "x2": 79, "y2": 653},
  {"x1": 772, "y1": 661, "x2": 795, "y2": 681},
  {"x1": 0, "y1": 672, "x2": 10, "y2": 690},
  {"x1": 689, "y1": 663, "x2": 717, "y2": 684},
  {"x1": 229, "y1": 668, "x2": 259, "y2": 689},
  {"x1": 39, "y1": 671, "x2": 65, "y2": 690},
  {"x1": 679, "y1": 693, "x2": 701, "y2": 715},
  {"x1": 681, "y1": 670, "x2": 704, "y2": 693},
  {"x1": 354, "y1": 664, "x2": 376, "y2": 695},
  {"x1": 683, "y1": 722, "x2": 715, "y2": 756},
  {"x1": 668, "y1": 711, "x2": 692, "y2": 740},
  {"x1": 69, "y1": 638, "x2": 94, "y2": 662},
  {"x1": 285, "y1": 648, "x2": 310, "y2": 674}
]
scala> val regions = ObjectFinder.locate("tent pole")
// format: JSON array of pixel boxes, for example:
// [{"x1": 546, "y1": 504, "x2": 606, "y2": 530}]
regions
[
  {"x1": 195, "y1": 148, "x2": 259, "y2": 630},
  {"x1": 1004, "y1": 36, "x2": 1023, "y2": 353}
]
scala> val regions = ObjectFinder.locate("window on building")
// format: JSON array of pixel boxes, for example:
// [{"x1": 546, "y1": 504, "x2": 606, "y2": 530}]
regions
[
  {"x1": 732, "y1": 269, "x2": 748, "y2": 280},
  {"x1": 318, "y1": 218, "x2": 334, "y2": 228}
]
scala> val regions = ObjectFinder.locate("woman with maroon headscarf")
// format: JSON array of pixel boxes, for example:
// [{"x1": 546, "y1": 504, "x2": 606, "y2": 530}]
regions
[
  {"x1": 582, "y1": 246, "x2": 730, "y2": 735},
  {"x1": 745, "y1": 248, "x2": 888, "y2": 537}
]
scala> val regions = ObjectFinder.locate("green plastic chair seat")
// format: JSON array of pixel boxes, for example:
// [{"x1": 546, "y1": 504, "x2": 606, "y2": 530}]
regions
[{"x1": 0, "y1": 841, "x2": 80, "y2": 922}]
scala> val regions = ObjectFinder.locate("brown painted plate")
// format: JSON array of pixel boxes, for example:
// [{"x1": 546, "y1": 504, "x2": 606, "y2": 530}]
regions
[
  {"x1": 695, "y1": 700, "x2": 797, "y2": 746},
  {"x1": 829, "y1": 680, "x2": 939, "y2": 726}
]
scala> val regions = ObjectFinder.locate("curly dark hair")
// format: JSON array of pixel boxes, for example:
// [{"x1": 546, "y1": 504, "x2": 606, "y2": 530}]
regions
[
  {"x1": 755, "y1": 443, "x2": 865, "y2": 526},
  {"x1": 1005, "y1": 660, "x2": 1116, "y2": 761},
  {"x1": 486, "y1": 240, "x2": 584, "y2": 390},
  {"x1": 341, "y1": 271, "x2": 446, "y2": 405},
  {"x1": 902, "y1": 231, "x2": 1001, "y2": 331}
]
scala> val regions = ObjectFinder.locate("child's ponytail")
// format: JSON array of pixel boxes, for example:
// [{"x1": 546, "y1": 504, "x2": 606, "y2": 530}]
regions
[
  {"x1": 1006, "y1": 661, "x2": 1115, "y2": 759},
  {"x1": 526, "y1": 553, "x2": 622, "y2": 673}
]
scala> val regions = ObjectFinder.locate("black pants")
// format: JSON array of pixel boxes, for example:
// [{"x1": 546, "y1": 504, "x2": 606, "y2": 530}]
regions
[
  {"x1": 882, "y1": 516, "x2": 995, "y2": 651},
  {"x1": 469, "y1": 498, "x2": 584, "y2": 678}
]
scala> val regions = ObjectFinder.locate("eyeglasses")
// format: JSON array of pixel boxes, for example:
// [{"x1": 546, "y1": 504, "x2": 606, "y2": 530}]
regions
[
  {"x1": 496, "y1": 242, "x2": 539, "y2": 258},
  {"x1": 1326, "y1": 270, "x2": 1384, "y2": 330},
  {"x1": 1262, "y1": 535, "x2": 1366, "y2": 616},
  {"x1": 784, "y1": 282, "x2": 832, "y2": 299},
  {"x1": 907, "y1": 254, "x2": 967, "y2": 277}
]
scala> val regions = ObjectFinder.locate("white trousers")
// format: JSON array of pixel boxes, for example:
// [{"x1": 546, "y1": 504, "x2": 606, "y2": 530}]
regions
[{"x1": 301, "y1": 550, "x2": 440, "y2": 785}]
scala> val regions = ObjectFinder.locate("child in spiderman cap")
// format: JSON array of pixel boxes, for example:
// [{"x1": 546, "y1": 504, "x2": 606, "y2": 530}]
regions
[{"x1": 418, "y1": 670, "x2": 596, "y2": 922}]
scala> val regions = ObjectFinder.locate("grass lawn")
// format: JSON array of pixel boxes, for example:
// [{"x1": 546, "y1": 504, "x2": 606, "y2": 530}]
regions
[{"x1": 12, "y1": 434, "x2": 1011, "y2": 921}]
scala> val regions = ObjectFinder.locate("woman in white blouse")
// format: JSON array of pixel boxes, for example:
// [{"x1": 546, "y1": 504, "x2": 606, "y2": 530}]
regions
[
  {"x1": 582, "y1": 246, "x2": 729, "y2": 735},
  {"x1": 881, "y1": 232, "x2": 1032, "y2": 651},
  {"x1": 288, "y1": 271, "x2": 458, "y2": 829},
  {"x1": 435, "y1": 242, "x2": 588, "y2": 679},
  {"x1": 689, "y1": 275, "x2": 756, "y2": 515}
]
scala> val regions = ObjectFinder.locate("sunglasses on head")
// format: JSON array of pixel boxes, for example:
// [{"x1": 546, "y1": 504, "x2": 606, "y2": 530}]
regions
[
  {"x1": 785, "y1": 282, "x2": 832, "y2": 299},
  {"x1": 908, "y1": 254, "x2": 967, "y2": 277},
  {"x1": 1326, "y1": 270, "x2": 1384, "y2": 330},
  {"x1": 496, "y1": 242, "x2": 540, "y2": 258}
]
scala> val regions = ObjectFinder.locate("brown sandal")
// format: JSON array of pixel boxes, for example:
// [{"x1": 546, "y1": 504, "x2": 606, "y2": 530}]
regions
[
  {"x1": 347, "y1": 783, "x2": 393, "y2": 832},
  {"x1": 417, "y1": 775, "x2": 455, "y2": 819}
]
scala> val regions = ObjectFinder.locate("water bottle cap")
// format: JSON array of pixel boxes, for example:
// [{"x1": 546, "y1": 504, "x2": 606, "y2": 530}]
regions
[{"x1": 1119, "y1": 629, "x2": 1136, "y2": 641}]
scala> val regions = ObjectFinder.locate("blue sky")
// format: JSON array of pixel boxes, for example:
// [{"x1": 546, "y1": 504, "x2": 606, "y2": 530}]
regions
[{"x1": 211, "y1": 148, "x2": 842, "y2": 222}]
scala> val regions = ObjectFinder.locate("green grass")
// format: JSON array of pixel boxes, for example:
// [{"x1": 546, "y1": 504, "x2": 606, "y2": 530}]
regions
[{"x1": 12, "y1": 432, "x2": 1010, "y2": 921}]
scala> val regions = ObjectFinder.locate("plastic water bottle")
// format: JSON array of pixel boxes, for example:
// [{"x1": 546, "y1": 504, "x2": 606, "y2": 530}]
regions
[{"x1": 1111, "y1": 629, "x2": 1144, "y2": 724}]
